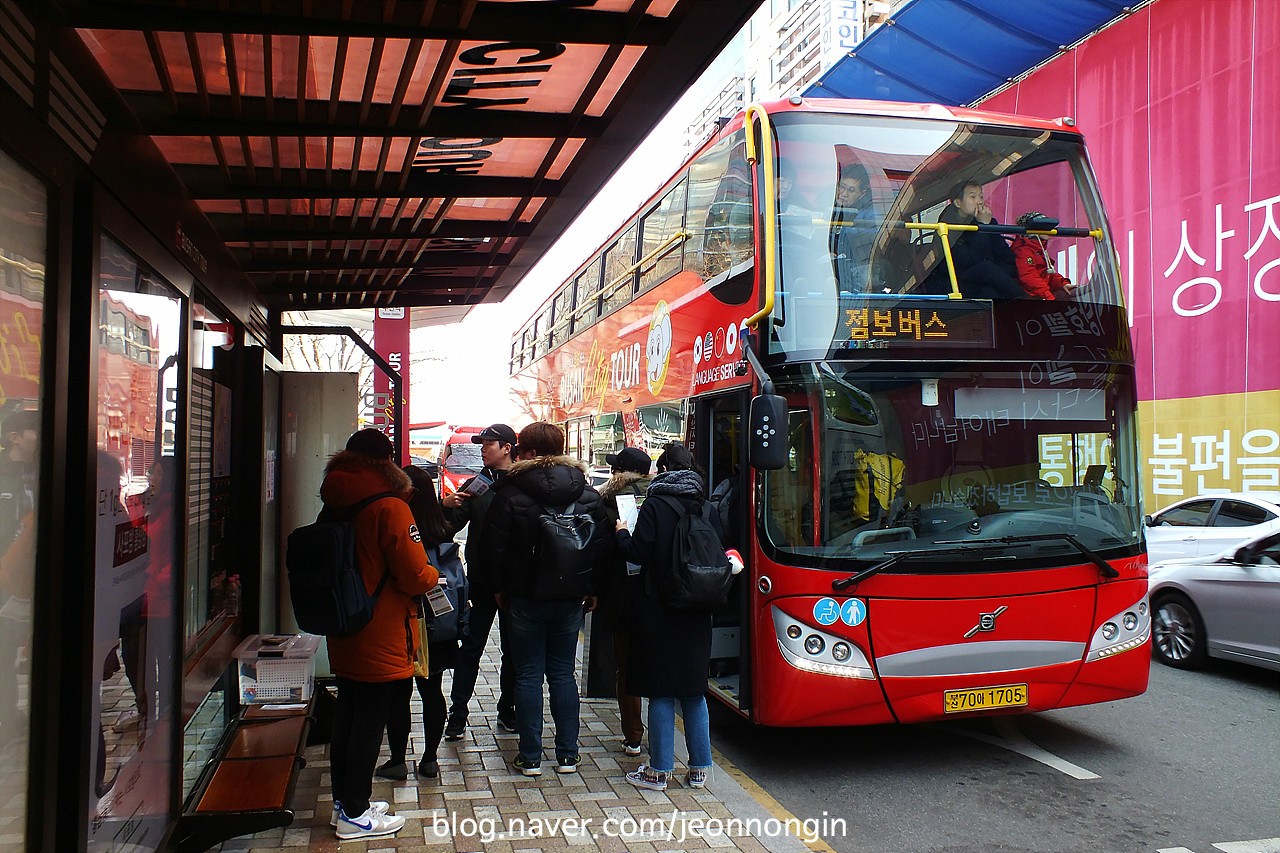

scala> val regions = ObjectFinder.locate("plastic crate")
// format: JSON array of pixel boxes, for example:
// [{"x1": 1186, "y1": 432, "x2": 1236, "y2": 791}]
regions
[{"x1": 233, "y1": 634, "x2": 321, "y2": 704}]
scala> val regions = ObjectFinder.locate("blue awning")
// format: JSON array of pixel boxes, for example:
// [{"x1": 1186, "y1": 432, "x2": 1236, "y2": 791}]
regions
[{"x1": 805, "y1": 0, "x2": 1134, "y2": 106}]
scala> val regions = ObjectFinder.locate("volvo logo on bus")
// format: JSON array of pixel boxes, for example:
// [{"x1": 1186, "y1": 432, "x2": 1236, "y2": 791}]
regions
[{"x1": 964, "y1": 605, "x2": 1007, "y2": 638}]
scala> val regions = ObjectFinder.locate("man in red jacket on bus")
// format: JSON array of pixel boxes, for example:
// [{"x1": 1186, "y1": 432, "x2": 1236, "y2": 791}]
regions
[{"x1": 321, "y1": 428, "x2": 438, "y2": 840}]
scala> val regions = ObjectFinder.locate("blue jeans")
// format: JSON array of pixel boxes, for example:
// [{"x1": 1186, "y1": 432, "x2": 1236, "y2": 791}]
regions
[
  {"x1": 647, "y1": 695, "x2": 712, "y2": 774},
  {"x1": 504, "y1": 596, "x2": 583, "y2": 764}
]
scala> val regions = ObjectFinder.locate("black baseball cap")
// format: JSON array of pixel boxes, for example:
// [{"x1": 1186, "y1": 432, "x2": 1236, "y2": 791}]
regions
[
  {"x1": 345, "y1": 428, "x2": 395, "y2": 459},
  {"x1": 605, "y1": 446, "x2": 651, "y2": 474},
  {"x1": 471, "y1": 423, "x2": 517, "y2": 446}
]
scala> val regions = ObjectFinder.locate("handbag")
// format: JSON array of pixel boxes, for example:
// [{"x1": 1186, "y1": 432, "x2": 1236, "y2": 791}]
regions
[{"x1": 412, "y1": 597, "x2": 431, "y2": 678}]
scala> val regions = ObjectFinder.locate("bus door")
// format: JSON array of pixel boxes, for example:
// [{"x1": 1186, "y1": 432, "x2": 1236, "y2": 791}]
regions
[{"x1": 692, "y1": 391, "x2": 752, "y2": 712}]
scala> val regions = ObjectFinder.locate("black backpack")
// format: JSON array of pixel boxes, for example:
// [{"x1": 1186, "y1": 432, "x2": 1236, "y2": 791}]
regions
[
  {"x1": 651, "y1": 495, "x2": 732, "y2": 612},
  {"x1": 286, "y1": 492, "x2": 398, "y2": 635},
  {"x1": 424, "y1": 541, "x2": 468, "y2": 644},
  {"x1": 531, "y1": 501, "x2": 597, "y2": 601}
]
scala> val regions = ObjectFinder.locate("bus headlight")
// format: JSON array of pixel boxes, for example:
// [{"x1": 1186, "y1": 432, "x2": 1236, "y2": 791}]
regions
[
  {"x1": 771, "y1": 606, "x2": 874, "y2": 679},
  {"x1": 1085, "y1": 597, "x2": 1151, "y2": 662}
]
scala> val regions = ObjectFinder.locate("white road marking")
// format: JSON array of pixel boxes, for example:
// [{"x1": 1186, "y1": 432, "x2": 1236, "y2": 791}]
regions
[
  {"x1": 1157, "y1": 841, "x2": 1280, "y2": 853},
  {"x1": 946, "y1": 717, "x2": 1101, "y2": 780},
  {"x1": 1215, "y1": 840, "x2": 1280, "y2": 853}
]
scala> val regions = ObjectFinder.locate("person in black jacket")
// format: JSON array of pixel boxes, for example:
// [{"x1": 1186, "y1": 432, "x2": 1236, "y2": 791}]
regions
[
  {"x1": 936, "y1": 180, "x2": 1024, "y2": 300},
  {"x1": 479, "y1": 422, "x2": 609, "y2": 776},
  {"x1": 613, "y1": 442, "x2": 721, "y2": 792},
  {"x1": 440, "y1": 423, "x2": 517, "y2": 739},
  {"x1": 596, "y1": 446, "x2": 653, "y2": 755}
]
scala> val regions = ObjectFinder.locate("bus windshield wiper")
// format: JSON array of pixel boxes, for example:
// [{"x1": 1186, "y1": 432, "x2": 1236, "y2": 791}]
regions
[
  {"x1": 832, "y1": 533, "x2": 1118, "y2": 592},
  {"x1": 830, "y1": 543, "x2": 986, "y2": 590},
  {"x1": 832, "y1": 553, "x2": 910, "y2": 591},
  {"x1": 933, "y1": 533, "x2": 1119, "y2": 578}
]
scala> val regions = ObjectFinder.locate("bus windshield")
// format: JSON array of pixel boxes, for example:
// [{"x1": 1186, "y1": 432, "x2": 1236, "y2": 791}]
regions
[
  {"x1": 442, "y1": 442, "x2": 483, "y2": 475},
  {"x1": 760, "y1": 361, "x2": 1143, "y2": 565},
  {"x1": 771, "y1": 113, "x2": 1122, "y2": 359}
]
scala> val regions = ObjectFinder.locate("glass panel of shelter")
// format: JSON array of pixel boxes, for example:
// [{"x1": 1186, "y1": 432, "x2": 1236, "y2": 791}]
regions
[
  {"x1": 0, "y1": 146, "x2": 48, "y2": 849},
  {"x1": 188, "y1": 294, "x2": 240, "y2": 644},
  {"x1": 92, "y1": 234, "x2": 180, "y2": 845}
]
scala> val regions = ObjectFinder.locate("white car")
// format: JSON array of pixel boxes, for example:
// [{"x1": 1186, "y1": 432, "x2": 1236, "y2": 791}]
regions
[
  {"x1": 1143, "y1": 492, "x2": 1280, "y2": 563},
  {"x1": 1148, "y1": 527, "x2": 1280, "y2": 671}
]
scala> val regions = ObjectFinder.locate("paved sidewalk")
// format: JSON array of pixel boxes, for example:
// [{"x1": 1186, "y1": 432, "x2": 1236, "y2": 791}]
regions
[{"x1": 217, "y1": 637, "x2": 815, "y2": 852}]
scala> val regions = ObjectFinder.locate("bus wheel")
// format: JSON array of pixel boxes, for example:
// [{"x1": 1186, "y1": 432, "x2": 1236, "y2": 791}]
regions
[{"x1": 1152, "y1": 592, "x2": 1206, "y2": 669}]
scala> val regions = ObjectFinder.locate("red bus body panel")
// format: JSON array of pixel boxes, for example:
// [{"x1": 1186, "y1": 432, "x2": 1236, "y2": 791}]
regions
[{"x1": 749, "y1": 550, "x2": 1149, "y2": 727}]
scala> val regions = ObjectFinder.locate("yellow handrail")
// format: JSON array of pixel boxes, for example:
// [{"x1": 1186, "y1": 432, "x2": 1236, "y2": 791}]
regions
[
  {"x1": 744, "y1": 103, "x2": 776, "y2": 329},
  {"x1": 601, "y1": 230, "x2": 689, "y2": 298},
  {"x1": 903, "y1": 221, "x2": 1103, "y2": 300},
  {"x1": 559, "y1": 230, "x2": 691, "y2": 326}
]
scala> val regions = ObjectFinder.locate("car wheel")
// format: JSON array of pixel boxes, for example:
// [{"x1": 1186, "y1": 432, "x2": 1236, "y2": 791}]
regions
[{"x1": 1152, "y1": 592, "x2": 1207, "y2": 669}]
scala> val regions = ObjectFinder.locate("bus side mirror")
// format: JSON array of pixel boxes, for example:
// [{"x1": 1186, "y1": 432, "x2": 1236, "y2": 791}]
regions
[{"x1": 749, "y1": 394, "x2": 788, "y2": 470}]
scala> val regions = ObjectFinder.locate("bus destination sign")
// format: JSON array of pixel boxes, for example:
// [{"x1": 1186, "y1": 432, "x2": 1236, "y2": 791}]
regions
[{"x1": 838, "y1": 297, "x2": 995, "y2": 349}]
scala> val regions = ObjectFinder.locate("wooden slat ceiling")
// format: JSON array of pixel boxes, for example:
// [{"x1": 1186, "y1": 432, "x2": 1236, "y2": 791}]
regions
[{"x1": 54, "y1": 0, "x2": 758, "y2": 315}]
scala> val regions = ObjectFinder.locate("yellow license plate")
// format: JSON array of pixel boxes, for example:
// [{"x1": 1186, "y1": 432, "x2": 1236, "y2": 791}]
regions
[{"x1": 943, "y1": 683, "x2": 1028, "y2": 714}]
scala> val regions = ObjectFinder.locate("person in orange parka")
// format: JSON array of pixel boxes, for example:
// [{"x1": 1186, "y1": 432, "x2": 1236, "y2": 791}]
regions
[
  {"x1": 1009, "y1": 211, "x2": 1076, "y2": 300},
  {"x1": 321, "y1": 428, "x2": 439, "y2": 841}
]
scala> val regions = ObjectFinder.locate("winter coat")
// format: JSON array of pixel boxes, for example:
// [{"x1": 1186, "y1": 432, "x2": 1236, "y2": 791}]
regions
[
  {"x1": 614, "y1": 469, "x2": 722, "y2": 698},
  {"x1": 952, "y1": 224, "x2": 1019, "y2": 282},
  {"x1": 829, "y1": 192, "x2": 876, "y2": 293},
  {"x1": 596, "y1": 471, "x2": 652, "y2": 629},
  {"x1": 477, "y1": 454, "x2": 609, "y2": 601},
  {"x1": 1009, "y1": 235, "x2": 1072, "y2": 299},
  {"x1": 319, "y1": 451, "x2": 439, "y2": 682},
  {"x1": 932, "y1": 204, "x2": 1023, "y2": 299},
  {"x1": 404, "y1": 464, "x2": 467, "y2": 674},
  {"x1": 442, "y1": 464, "x2": 507, "y2": 594}
]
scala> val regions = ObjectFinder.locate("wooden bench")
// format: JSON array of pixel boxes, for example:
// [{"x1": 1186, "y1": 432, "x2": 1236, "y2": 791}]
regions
[{"x1": 171, "y1": 701, "x2": 312, "y2": 853}]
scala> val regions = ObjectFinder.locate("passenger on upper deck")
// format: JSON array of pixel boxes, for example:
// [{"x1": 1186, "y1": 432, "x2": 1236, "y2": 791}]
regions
[
  {"x1": 935, "y1": 180, "x2": 1024, "y2": 300},
  {"x1": 829, "y1": 162, "x2": 876, "y2": 294},
  {"x1": 1009, "y1": 211, "x2": 1076, "y2": 300}
]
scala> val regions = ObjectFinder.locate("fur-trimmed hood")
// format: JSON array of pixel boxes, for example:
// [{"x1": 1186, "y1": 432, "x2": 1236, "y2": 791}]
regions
[
  {"x1": 598, "y1": 470, "x2": 650, "y2": 501},
  {"x1": 320, "y1": 449, "x2": 412, "y2": 510},
  {"x1": 505, "y1": 453, "x2": 591, "y2": 507}
]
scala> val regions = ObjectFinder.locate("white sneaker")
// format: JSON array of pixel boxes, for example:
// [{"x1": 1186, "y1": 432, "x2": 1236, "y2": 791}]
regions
[
  {"x1": 330, "y1": 800, "x2": 389, "y2": 827},
  {"x1": 335, "y1": 804, "x2": 405, "y2": 839}
]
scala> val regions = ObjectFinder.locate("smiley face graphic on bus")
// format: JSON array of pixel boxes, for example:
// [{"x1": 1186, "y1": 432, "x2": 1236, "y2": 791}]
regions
[{"x1": 646, "y1": 300, "x2": 672, "y2": 395}]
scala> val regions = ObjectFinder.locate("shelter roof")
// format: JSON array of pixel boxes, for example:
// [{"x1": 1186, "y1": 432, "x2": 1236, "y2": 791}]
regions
[{"x1": 50, "y1": 0, "x2": 757, "y2": 321}]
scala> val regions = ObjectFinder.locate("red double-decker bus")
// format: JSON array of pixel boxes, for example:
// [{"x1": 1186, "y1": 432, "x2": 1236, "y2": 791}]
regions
[{"x1": 511, "y1": 98, "x2": 1149, "y2": 726}]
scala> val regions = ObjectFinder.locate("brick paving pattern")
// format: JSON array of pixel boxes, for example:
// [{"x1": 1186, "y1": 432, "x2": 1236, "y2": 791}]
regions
[{"x1": 214, "y1": 635, "x2": 811, "y2": 852}]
